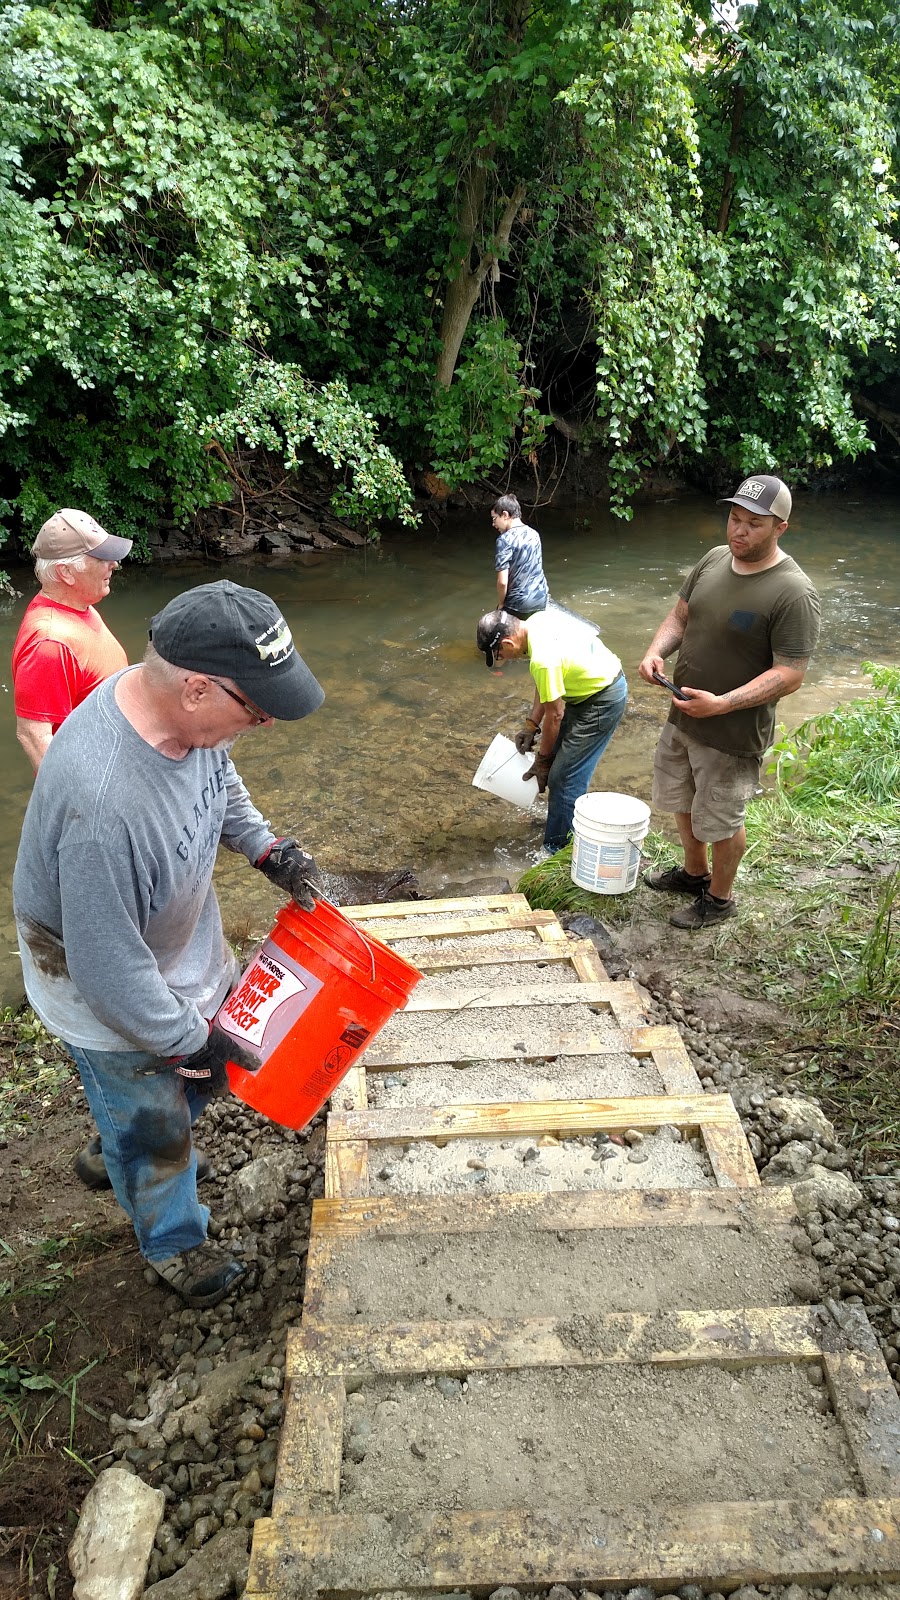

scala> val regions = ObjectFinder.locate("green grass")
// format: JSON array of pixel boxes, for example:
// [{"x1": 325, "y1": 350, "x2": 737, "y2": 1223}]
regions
[{"x1": 517, "y1": 665, "x2": 900, "y2": 1164}]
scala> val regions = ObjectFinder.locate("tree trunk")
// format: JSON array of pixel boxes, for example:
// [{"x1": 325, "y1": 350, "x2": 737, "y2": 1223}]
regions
[
  {"x1": 716, "y1": 84, "x2": 745, "y2": 235},
  {"x1": 436, "y1": 173, "x2": 526, "y2": 387}
]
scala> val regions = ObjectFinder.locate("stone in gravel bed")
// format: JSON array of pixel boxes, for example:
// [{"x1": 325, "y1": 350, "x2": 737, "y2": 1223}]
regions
[{"x1": 370, "y1": 1131, "x2": 712, "y2": 1196}]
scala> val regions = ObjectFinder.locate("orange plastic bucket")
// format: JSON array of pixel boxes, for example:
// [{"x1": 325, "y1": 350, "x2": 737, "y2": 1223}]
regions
[{"x1": 215, "y1": 898, "x2": 421, "y2": 1129}]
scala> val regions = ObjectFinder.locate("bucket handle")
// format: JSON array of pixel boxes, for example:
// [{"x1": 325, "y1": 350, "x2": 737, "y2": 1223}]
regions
[{"x1": 309, "y1": 880, "x2": 377, "y2": 983}]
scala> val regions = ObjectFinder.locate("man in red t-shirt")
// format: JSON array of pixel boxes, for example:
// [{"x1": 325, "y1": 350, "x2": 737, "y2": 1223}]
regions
[{"x1": 12, "y1": 509, "x2": 133, "y2": 771}]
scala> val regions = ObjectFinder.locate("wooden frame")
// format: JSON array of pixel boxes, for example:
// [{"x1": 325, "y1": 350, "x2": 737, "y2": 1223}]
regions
[
  {"x1": 248, "y1": 1299, "x2": 900, "y2": 1595},
  {"x1": 324, "y1": 1092, "x2": 759, "y2": 1199},
  {"x1": 299, "y1": 1185, "x2": 801, "y2": 1328}
]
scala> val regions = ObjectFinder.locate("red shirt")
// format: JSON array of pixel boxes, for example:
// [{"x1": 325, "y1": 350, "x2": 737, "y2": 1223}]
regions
[{"x1": 12, "y1": 594, "x2": 128, "y2": 729}]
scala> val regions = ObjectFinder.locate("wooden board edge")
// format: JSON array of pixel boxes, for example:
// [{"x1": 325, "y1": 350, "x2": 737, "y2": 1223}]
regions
[
  {"x1": 403, "y1": 981, "x2": 618, "y2": 1013},
  {"x1": 324, "y1": 1138, "x2": 369, "y2": 1199},
  {"x1": 328, "y1": 1094, "x2": 741, "y2": 1143},
  {"x1": 701, "y1": 1116, "x2": 761, "y2": 1188},
  {"x1": 247, "y1": 1496, "x2": 900, "y2": 1593},
  {"x1": 269, "y1": 1374, "x2": 343, "y2": 1517},
  {"x1": 824, "y1": 1337, "x2": 900, "y2": 1497},
  {"x1": 288, "y1": 1304, "x2": 827, "y2": 1378},
  {"x1": 346, "y1": 892, "x2": 531, "y2": 919},
  {"x1": 306, "y1": 1184, "x2": 800, "y2": 1239}
]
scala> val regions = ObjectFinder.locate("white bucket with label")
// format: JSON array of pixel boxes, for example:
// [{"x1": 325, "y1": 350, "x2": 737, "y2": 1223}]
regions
[
  {"x1": 472, "y1": 733, "x2": 539, "y2": 810},
  {"x1": 570, "y1": 791, "x2": 651, "y2": 896}
]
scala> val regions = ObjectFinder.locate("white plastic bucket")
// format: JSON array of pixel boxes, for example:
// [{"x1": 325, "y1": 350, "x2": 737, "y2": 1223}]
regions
[
  {"x1": 472, "y1": 734, "x2": 540, "y2": 810},
  {"x1": 570, "y1": 791, "x2": 651, "y2": 896}
]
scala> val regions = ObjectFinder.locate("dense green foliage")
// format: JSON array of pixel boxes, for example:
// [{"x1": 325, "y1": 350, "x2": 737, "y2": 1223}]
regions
[{"x1": 1, "y1": 0, "x2": 899, "y2": 544}]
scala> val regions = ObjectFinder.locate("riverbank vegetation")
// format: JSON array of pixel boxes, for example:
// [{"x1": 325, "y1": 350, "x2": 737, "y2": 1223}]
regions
[
  {"x1": 520, "y1": 665, "x2": 900, "y2": 1162},
  {"x1": 2, "y1": 0, "x2": 900, "y2": 549}
]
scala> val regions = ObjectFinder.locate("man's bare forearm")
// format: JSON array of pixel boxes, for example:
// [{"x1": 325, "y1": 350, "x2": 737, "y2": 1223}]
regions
[{"x1": 719, "y1": 659, "x2": 808, "y2": 713}]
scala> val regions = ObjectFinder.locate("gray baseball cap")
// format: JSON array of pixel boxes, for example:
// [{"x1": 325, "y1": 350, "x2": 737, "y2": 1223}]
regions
[{"x1": 719, "y1": 475, "x2": 792, "y2": 520}]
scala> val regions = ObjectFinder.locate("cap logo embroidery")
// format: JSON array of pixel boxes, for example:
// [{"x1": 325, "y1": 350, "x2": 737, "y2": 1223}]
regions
[
  {"x1": 255, "y1": 621, "x2": 294, "y2": 664},
  {"x1": 738, "y1": 479, "x2": 766, "y2": 500}
]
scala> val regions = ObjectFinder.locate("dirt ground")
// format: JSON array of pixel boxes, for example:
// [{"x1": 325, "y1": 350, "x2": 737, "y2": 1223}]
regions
[{"x1": 0, "y1": 900, "x2": 889, "y2": 1600}]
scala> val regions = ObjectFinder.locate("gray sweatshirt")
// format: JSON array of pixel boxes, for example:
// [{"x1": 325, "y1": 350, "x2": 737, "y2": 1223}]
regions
[{"x1": 13, "y1": 669, "x2": 275, "y2": 1057}]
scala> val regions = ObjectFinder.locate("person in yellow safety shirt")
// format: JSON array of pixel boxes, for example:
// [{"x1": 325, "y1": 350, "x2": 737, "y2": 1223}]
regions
[{"x1": 476, "y1": 607, "x2": 628, "y2": 853}]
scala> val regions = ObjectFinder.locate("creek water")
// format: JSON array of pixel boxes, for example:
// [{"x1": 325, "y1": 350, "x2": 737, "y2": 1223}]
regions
[{"x1": 1, "y1": 490, "x2": 898, "y2": 1002}]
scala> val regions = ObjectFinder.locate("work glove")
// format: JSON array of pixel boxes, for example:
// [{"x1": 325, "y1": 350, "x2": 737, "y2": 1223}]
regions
[
  {"x1": 514, "y1": 718, "x2": 541, "y2": 755},
  {"x1": 171, "y1": 1027, "x2": 258, "y2": 1098},
  {"x1": 256, "y1": 837, "x2": 320, "y2": 912},
  {"x1": 524, "y1": 752, "x2": 554, "y2": 794}
]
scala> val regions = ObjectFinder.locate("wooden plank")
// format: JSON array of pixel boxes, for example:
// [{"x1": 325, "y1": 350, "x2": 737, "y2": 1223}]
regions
[
  {"x1": 403, "y1": 981, "x2": 619, "y2": 1014},
  {"x1": 701, "y1": 1119, "x2": 761, "y2": 1189},
  {"x1": 269, "y1": 1376, "x2": 343, "y2": 1516},
  {"x1": 361, "y1": 1028, "x2": 645, "y2": 1068},
  {"x1": 324, "y1": 1138, "x2": 368, "y2": 1200},
  {"x1": 288, "y1": 1305, "x2": 827, "y2": 1378},
  {"x1": 347, "y1": 893, "x2": 530, "y2": 920},
  {"x1": 357, "y1": 910, "x2": 560, "y2": 941},
  {"x1": 411, "y1": 940, "x2": 601, "y2": 975},
  {"x1": 307, "y1": 1185, "x2": 799, "y2": 1240},
  {"x1": 297, "y1": 1231, "x2": 335, "y2": 1325},
  {"x1": 630, "y1": 1026, "x2": 703, "y2": 1094},
  {"x1": 247, "y1": 1497, "x2": 900, "y2": 1593},
  {"x1": 823, "y1": 1307, "x2": 900, "y2": 1497},
  {"x1": 327, "y1": 1094, "x2": 743, "y2": 1144},
  {"x1": 329, "y1": 1063, "x2": 366, "y2": 1111}
]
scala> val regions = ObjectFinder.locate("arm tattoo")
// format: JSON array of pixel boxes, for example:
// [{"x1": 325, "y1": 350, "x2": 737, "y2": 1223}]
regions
[{"x1": 723, "y1": 661, "x2": 807, "y2": 712}]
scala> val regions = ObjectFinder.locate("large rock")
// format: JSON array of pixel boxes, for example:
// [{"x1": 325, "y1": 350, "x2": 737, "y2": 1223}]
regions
[
  {"x1": 69, "y1": 1467, "x2": 164, "y2": 1600},
  {"x1": 320, "y1": 866, "x2": 420, "y2": 905},
  {"x1": 174, "y1": 1351, "x2": 264, "y2": 1442},
  {"x1": 793, "y1": 1165, "x2": 864, "y2": 1218},
  {"x1": 768, "y1": 1095, "x2": 835, "y2": 1144},
  {"x1": 231, "y1": 1149, "x2": 297, "y2": 1223},
  {"x1": 143, "y1": 1527, "x2": 250, "y2": 1600},
  {"x1": 760, "y1": 1141, "x2": 816, "y2": 1183}
]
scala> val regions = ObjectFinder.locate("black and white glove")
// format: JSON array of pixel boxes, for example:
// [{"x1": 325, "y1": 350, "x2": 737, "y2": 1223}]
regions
[
  {"x1": 256, "y1": 837, "x2": 320, "y2": 912},
  {"x1": 171, "y1": 1027, "x2": 258, "y2": 1097}
]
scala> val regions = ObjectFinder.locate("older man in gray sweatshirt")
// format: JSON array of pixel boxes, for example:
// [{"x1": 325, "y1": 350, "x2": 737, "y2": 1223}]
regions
[{"x1": 14, "y1": 581, "x2": 324, "y2": 1307}]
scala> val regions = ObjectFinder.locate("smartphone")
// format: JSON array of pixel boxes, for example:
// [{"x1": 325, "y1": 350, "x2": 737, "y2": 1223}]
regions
[{"x1": 652, "y1": 670, "x2": 690, "y2": 702}]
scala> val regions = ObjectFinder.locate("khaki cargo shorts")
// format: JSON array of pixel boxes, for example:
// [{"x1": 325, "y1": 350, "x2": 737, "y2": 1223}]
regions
[{"x1": 651, "y1": 722, "x2": 761, "y2": 843}]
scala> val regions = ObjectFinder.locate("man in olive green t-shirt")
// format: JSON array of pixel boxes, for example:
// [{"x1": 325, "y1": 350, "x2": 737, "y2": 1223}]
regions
[
  {"x1": 476, "y1": 608, "x2": 627, "y2": 853},
  {"x1": 639, "y1": 474, "x2": 820, "y2": 930}
]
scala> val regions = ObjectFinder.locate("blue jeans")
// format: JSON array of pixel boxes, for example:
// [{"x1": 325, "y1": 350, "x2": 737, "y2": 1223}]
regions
[
  {"x1": 66, "y1": 1043, "x2": 211, "y2": 1262},
  {"x1": 544, "y1": 673, "x2": 628, "y2": 851}
]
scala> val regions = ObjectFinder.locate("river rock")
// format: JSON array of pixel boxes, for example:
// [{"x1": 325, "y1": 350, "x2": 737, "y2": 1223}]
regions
[
  {"x1": 143, "y1": 1526, "x2": 250, "y2": 1600},
  {"x1": 793, "y1": 1166, "x2": 864, "y2": 1218},
  {"x1": 759, "y1": 1141, "x2": 816, "y2": 1183},
  {"x1": 768, "y1": 1096, "x2": 836, "y2": 1144},
  {"x1": 69, "y1": 1467, "x2": 164, "y2": 1600},
  {"x1": 320, "y1": 866, "x2": 420, "y2": 904},
  {"x1": 232, "y1": 1150, "x2": 297, "y2": 1223}
]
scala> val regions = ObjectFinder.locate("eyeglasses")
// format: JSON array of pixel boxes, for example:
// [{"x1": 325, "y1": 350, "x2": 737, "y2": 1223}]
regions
[{"x1": 209, "y1": 678, "x2": 271, "y2": 726}]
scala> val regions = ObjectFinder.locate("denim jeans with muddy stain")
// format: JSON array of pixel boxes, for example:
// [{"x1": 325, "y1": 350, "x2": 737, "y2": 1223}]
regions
[{"x1": 66, "y1": 1043, "x2": 211, "y2": 1262}]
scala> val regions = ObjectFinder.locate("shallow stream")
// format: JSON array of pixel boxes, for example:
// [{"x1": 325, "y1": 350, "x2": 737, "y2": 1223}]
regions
[{"x1": 1, "y1": 490, "x2": 897, "y2": 1001}]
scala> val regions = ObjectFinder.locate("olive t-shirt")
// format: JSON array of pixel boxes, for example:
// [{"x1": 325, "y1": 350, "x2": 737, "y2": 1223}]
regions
[{"x1": 670, "y1": 546, "x2": 820, "y2": 758}]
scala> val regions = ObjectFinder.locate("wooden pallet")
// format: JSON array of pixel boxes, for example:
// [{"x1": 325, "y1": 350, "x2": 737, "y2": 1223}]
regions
[
  {"x1": 324, "y1": 1092, "x2": 759, "y2": 1198},
  {"x1": 247, "y1": 1297, "x2": 900, "y2": 1595},
  {"x1": 299, "y1": 1185, "x2": 804, "y2": 1329}
]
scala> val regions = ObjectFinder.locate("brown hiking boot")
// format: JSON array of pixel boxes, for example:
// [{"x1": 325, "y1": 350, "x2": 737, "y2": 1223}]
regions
[
  {"x1": 645, "y1": 865, "x2": 711, "y2": 895},
  {"x1": 669, "y1": 890, "x2": 738, "y2": 930},
  {"x1": 151, "y1": 1241, "x2": 245, "y2": 1307},
  {"x1": 74, "y1": 1136, "x2": 212, "y2": 1191}
]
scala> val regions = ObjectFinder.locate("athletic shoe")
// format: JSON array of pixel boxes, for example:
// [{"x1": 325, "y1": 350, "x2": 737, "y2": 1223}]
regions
[
  {"x1": 151, "y1": 1241, "x2": 246, "y2": 1307},
  {"x1": 669, "y1": 890, "x2": 738, "y2": 930},
  {"x1": 645, "y1": 865, "x2": 711, "y2": 895},
  {"x1": 74, "y1": 1135, "x2": 212, "y2": 1191}
]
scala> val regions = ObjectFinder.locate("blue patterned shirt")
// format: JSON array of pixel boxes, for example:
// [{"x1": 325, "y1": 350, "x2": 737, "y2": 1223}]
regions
[{"x1": 495, "y1": 520, "x2": 549, "y2": 616}]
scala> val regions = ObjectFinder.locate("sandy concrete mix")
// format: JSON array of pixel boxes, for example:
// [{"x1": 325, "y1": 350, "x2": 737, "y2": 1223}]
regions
[
  {"x1": 420, "y1": 959, "x2": 593, "y2": 992},
  {"x1": 390, "y1": 930, "x2": 547, "y2": 960},
  {"x1": 318, "y1": 1219, "x2": 818, "y2": 1320},
  {"x1": 339, "y1": 1364, "x2": 859, "y2": 1514},
  {"x1": 369, "y1": 1053, "x2": 664, "y2": 1108},
  {"x1": 376, "y1": 1000, "x2": 623, "y2": 1060},
  {"x1": 372, "y1": 1129, "x2": 713, "y2": 1195}
]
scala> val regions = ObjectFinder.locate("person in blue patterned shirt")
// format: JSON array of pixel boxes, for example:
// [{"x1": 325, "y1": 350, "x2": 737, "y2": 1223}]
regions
[{"x1": 491, "y1": 495, "x2": 549, "y2": 619}]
